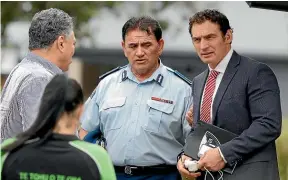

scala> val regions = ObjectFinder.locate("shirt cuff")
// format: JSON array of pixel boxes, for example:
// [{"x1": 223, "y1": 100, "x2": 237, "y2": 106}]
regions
[{"x1": 217, "y1": 147, "x2": 227, "y2": 163}]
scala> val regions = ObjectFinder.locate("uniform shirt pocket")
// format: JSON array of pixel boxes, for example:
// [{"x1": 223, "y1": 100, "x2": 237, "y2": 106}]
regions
[
  {"x1": 144, "y1": 99, "x2": 175, "y2": 134},
  {"x1": 100, "y1": 97, "x2": 126, "y2": 132},
  {"x1": 102, "y1": 97, "x2": 126, "y2": 110}
]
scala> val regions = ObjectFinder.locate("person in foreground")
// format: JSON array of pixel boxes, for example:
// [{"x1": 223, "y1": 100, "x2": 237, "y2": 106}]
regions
[
  {"x1": 0, "y1": 8, "x2": 76, "y2": 142},
  {"x1": 79, "y1": 16, "x2": 192, "y2": 180},
  {"x1": 1, "y1": 74, "x2": 116, "y2": 180},
  {"x1": 177, "y1": 9, "x2": 282, "y2": 180}
]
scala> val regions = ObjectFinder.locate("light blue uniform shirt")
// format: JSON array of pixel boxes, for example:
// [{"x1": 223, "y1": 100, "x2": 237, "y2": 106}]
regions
[{"x1": 81, "y1": 62, "x2": 192, "y2": 166}]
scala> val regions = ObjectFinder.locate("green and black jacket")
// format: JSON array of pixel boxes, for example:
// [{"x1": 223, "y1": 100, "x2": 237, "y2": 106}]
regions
[{"x1": 1, "y1": 134, "x2": 116, "y2": 180}]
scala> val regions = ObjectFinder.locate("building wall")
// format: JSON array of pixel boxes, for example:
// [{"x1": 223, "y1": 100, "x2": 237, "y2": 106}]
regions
[{"x1": 76, "y1": 49, "x2": 288, "y2": 117}]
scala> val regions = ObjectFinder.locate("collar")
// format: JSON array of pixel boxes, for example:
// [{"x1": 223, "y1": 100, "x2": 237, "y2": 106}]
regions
[
  {"x1": 208, "y1": 48, "x2": 233, "y2": 73},
  {"x1": 26, "y1": 52, "x2": 63, "y2": 75},
  {"x1": 50, "y1": 133, "x2": 78, "y2": 141},
  {"x1": 120, "y1": 59, "x2": 166, "y2": 87}
]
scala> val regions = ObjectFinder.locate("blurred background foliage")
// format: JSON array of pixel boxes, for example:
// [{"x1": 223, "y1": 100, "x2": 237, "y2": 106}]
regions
[
  {"x1": 277, "y1": 120, "x2": 288, "y2": 180},
  {"x1": 1, "y1": 1, "x2": 179, "y2": 47},
  {"x1": 1, "y1": 1, "x2": 121, "y2": 46}
]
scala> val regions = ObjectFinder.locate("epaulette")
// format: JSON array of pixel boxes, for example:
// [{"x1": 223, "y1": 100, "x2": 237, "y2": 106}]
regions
[
  {"x1": 99, "y1": 65, "x2": 127, "y2": 80},
  {"x1": 166, "y1": 67, "x2": 193, "y2": 85}
]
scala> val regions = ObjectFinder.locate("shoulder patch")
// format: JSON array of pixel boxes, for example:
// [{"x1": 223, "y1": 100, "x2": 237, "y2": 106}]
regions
[
  {"x1": 167, "y1": 67, "x2": 192, "y2": 85},
  {"x1": 99, "y1": 65, "x2": 128, "y2": 80}
]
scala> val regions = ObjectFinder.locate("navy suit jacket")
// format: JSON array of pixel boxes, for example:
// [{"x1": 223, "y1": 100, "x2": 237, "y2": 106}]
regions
[{"x1": 192, "y1": 51, "x2": 282, "y2": 180}]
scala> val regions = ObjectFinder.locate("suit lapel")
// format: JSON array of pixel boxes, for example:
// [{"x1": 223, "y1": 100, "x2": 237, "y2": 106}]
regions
[
  {"x1": 194, "y1": 69, "x2": 209, "y2": 122},
  {"x1": 212, "y1": 51, "x2": 240, "y2": 123}
]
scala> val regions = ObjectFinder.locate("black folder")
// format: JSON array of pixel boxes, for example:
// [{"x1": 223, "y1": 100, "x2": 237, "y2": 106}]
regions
[{"x1": 184, "y1": 120, "x2": 238, "y2": 174}]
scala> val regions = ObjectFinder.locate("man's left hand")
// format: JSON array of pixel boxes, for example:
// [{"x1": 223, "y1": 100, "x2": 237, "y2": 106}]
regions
[
  {"x1": 197, "y1": 148, "x2": 225, "y2": 172},
  {"x1": 185, "y1": 106, "x2": 193, "y2": 126}
]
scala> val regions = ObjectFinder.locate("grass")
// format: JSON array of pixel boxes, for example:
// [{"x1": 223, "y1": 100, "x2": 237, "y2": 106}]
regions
[{"x1": 277, "y1": 119, "x2": 288, "y2": 180}]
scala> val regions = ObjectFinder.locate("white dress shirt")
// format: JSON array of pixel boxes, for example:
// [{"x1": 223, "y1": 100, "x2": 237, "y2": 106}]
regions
[
  {"x1": 200, "y1": 48, "x2": 234, "y2": 163},
  {"x1": 200, "y1": 48, "x2": 234, "y2": 120}
]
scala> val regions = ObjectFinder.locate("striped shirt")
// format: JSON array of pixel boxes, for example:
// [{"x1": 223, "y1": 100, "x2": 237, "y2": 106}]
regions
[{"x1": 0, "y1": 52, "x2": 62, "y2": 142}]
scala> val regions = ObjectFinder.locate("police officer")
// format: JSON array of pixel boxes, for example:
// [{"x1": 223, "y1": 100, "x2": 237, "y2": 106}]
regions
[{"x1": 79, "y1": 16, "x2": 192, "y2": 180}]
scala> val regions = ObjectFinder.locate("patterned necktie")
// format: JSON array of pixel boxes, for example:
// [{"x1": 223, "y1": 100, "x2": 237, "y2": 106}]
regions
[{"x1": 200, "y1": 70, "x2": 220, "y2": 123}]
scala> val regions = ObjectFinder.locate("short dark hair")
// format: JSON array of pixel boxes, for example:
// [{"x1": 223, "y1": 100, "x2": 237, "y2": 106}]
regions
[
  {"x1": 122, "y1": 16, "x2": 162, "y2": 41},
  {"x1": 188, "y1": 9, "x2": 233, "y2": 36},
  {"x1": 29, "y1": 8, "x2": 74, "y2": 50},
  {"x1": 2, "y1": 74, "x2": 83, "y2": 153}
]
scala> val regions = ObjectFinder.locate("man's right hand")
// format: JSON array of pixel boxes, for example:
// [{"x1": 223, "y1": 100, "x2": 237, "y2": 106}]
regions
[
  {"x1": 177, "y1": 154, "x2": 201, "y2": 180},
  {"x1": 78, "y1": 128, "x2": 88, "y2": 139},
  {"x1": 185, "y1": 106, "x2": 193, "y2": 126}
]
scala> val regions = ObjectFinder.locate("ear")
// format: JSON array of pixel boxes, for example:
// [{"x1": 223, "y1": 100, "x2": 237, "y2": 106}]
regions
[
  {"x1": 57, "y1": 35, "x2": 66, "y2": 53},
  {"x1": 225, "y1": 29, "x2": 233, "y2": 44},
  {"x1": 157, "y1": 38, "x2": 164, "y2": 56},
  {"x1": 121, "y1": 41, "x2": 127, "y2": 57}
]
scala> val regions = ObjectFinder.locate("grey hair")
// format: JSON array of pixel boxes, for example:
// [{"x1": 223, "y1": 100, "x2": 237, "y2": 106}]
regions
[{"x1": 28, "y1": 8, "x2": 74, "y2": 50}]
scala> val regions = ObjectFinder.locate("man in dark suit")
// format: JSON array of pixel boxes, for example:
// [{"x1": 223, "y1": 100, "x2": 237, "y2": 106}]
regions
[{"x1": 177, "y1": 9, "x2": 282, "y2": 180}]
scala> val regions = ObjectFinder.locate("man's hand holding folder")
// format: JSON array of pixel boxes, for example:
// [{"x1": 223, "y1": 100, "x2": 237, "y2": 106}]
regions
[
  {"x1": 178, "y1": 106, "x2": 233, "y2": 179},
  {"x1": 181, "y1": 107, "x2": 238, "y2": 175},
  {"x1": 197, "y1": 148, "x2": 225, "y2": 172}
]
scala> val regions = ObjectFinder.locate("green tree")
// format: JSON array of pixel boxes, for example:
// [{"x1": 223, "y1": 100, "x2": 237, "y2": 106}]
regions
[
  {"x1": 277, "y1": 120, "x2": 288, "y2": 180},
  {"x1": 1, "y1": 1, "x2": 121, "y2": 46}
]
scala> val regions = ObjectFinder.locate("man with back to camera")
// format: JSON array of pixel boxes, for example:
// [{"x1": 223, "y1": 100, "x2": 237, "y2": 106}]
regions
[
  {"x1": 177, "y1": 9, "x2": 282, "y2": 180},
  {"x1": 0, "y1": 8, "x2": 76, "y2": 142},
  {"x1": 79, "y1": 16, "x2": 193, "y2": 180}
]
